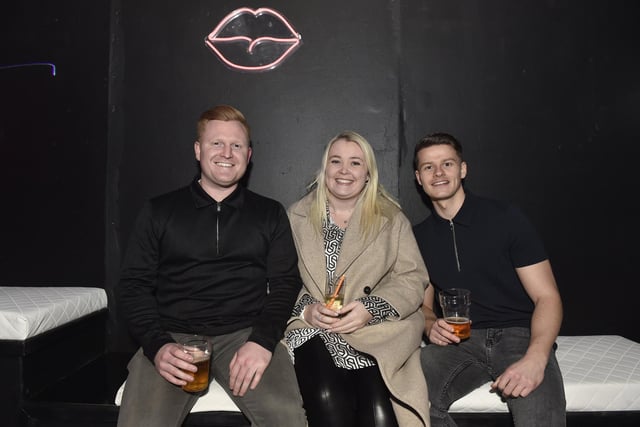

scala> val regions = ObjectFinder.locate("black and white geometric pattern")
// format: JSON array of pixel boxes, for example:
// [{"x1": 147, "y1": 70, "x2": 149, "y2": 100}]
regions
[
  {"x1": 360, "y1": 295, "x2": 399, "y2": 325},
  {"x1": 323, "y1": 204, "x2": 344, "y2": 289}
]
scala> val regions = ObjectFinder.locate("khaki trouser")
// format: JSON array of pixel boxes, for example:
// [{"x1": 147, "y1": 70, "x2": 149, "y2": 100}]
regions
[{"x1": 117, "y1": 328, "x2": 307, "y2": 427}]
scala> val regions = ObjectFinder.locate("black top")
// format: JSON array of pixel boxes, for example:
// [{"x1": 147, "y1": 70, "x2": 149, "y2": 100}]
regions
[
  {"x1": 413, "y1": 192, "x2": 548, "y2": 329},
  {"x1": 117, "y1": 179, "x2": 302, "y2": 360}
]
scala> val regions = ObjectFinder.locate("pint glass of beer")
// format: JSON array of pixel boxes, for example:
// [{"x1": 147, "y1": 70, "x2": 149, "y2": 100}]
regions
[
  {"x1": 181, "y1": 336, "x2": 211, "y2": 393},
  {"x1": 438, "y1": 288, "x2": 471, "y2": 340}
]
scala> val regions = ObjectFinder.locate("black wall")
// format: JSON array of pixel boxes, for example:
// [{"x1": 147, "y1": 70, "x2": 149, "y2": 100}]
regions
[
  {"x1": 1, "y1": 1, "x2": 110, "y2": 285},
  {"x1": 398, "y1": 2, "x2": 640, "y2": 340},
  {"x1": 2, "y1": 1, "x2": 638, "y2": 350}
]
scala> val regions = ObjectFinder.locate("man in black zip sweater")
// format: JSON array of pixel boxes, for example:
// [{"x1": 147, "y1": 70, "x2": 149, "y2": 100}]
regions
[{"x1": 116, "y1": 105, "x2": 306, "y2": 427}]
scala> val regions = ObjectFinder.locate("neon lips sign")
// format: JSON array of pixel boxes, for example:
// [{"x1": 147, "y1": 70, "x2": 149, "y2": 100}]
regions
[{"x1": 205, "y1": 7, "x2": 302, "y2": 72}]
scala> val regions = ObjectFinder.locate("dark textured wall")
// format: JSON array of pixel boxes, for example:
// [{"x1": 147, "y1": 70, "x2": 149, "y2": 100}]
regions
[
  {"x1": 110, "y1": 1, "x2": 640, "y2": 348},
  {"x1": 1, "y1": 1, "x2": 638, "y2": 350},
  {"x1": 0, "y1": 1, "x2": 110, "y2": 285},
  {"x1": 397, "y1": 1, "x2": 640, "y2": 341},
  {"x1": 107, "y1": 0, "x2": 404, "y2": 349}
]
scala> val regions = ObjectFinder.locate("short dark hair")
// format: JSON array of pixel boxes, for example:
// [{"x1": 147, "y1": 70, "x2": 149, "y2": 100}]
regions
[{"x1": 413, "y1": 132, "x2": 463, "y2": 170}]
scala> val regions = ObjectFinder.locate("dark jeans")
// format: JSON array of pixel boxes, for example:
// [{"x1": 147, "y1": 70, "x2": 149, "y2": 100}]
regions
[
  {"x1": 294, "y1": 335, "x2": 399, "y2": 427},
  {"x1": 421, "y1": 327, "x2": 566, "y2": 427}
]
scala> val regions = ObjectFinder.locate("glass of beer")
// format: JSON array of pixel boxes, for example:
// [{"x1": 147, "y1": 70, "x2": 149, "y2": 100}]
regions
[
  {"x1": 325, "y1": 274, "x2": 346, "y2": 310},
  {"x1": 438, "y1": 288, "x2": 471, "y2": 340},
  {"x1": 181, "y1": 336, "x2": 211, "y2": 393}
]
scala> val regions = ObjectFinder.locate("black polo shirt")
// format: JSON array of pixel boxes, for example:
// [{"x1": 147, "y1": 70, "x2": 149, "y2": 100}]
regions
[{"x1": 413, "y1": 192, "x2": 547, "y2": 329}]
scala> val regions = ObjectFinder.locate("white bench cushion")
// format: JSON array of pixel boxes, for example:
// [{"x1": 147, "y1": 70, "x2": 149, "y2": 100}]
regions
[
  {"x1": 0, "y1": 286, "x2": 108, "y2": 340},
  {"x1": 450, "y1": 335, "x2": 640, "y2": 412},
  {"x1": 115, "y1": 335, "x2": 640, "y2": 413}
]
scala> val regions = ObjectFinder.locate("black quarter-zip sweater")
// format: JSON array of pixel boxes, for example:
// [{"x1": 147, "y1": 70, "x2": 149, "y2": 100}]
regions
[{"x1": 117, "y1": 178, "x2": 302, "y2": 362}]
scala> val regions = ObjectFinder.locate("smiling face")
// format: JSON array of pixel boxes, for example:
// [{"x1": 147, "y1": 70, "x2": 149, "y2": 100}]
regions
[
  {"x1": 194, "y1": 119, "x2": 252, "y2": 199},
  {"x1": 324, "y1": 138, "x2": 369, "y2": 203},
  {"x1": 415, "y1": 144, "x2": 467, "y2": 203}
]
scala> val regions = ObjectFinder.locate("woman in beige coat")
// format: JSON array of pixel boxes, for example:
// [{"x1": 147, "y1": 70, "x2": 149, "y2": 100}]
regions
[{"x1": 285, "y1": 131, "x2": 431, "y2": 427}]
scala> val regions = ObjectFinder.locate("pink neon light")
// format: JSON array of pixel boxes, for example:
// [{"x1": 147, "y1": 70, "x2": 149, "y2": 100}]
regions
[{"x1": 205, "y1": 7, "x2": 302, "y2": 72}]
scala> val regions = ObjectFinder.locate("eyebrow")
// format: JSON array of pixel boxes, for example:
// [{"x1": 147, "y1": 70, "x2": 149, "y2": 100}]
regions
[
  {"x1": 330, "y1": 155, "x2": 363, "y2": 160},
  {"x1": 421, "y1": 157, "x2": 457, "y2": 164}
]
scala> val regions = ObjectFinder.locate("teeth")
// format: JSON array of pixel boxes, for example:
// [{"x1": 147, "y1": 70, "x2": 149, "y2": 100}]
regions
[{"x1": 216, "y1": 162, "x2": 233, "y2": 167}]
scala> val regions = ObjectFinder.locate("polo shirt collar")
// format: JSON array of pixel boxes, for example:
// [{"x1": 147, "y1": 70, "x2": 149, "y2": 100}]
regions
[
  {"x1": 189, "y1": 177, "x2": 246, "y2": 209},
  {"x1": 451, "y1": 191, "x2": 478, "y2": 226},
  {"x1": 432, "y1": 190, "x2": 478, "y2": 227}
]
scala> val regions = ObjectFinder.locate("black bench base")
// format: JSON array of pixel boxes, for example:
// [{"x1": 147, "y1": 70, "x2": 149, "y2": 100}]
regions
[
  {"x1": 20, "y1": 352, "x2": 640, "y2": 427},
  {"x1": 1, "y1": 310, "x2": 108, "y2": 427}
]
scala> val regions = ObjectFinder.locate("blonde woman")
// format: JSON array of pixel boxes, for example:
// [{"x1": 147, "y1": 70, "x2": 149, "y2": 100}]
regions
[{"x1": 285, "y1": 131, "x2": 431, "y2": 427}]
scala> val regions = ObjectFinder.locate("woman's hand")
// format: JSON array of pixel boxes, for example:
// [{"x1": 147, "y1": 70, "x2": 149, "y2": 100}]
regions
[
  {"x1": 303, "y1": 302, "x2": 342, "y2": 329},
  {"x1": 327, "y1": 301, "x2": 372, "y2": 334}
]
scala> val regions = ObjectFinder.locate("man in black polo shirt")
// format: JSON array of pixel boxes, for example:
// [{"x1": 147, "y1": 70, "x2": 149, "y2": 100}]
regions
[
  {"x1": 116, "y1": 105, "x2": 306, "y2": 427},
  {"x1": 412, "y1": 132, "x2": 566, "y2": 427}
]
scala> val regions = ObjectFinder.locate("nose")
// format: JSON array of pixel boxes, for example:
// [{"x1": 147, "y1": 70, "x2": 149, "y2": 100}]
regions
[
  {"x1": 433, "y1": 165, "x2": 444, "y2": 176},
  {"x1": 221, "y1": 144, "x2": 232, "y2": 158}
]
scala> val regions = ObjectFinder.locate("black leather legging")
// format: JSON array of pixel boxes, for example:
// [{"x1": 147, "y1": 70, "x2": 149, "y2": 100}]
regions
[{"x1": 294, "y1": 336, "x2": 399, "y2": 427}]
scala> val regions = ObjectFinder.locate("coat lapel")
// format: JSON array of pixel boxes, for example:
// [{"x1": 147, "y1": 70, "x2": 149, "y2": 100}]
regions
[
  {"x1": 289, "y1": 196, "x2": 326, "y2": 296},
  {"x1": 335, "y1": 199, "x2": 388, "y2": 283},
  {"x1": 290, "y1": 192, "x2": 389, "y2": 299}
]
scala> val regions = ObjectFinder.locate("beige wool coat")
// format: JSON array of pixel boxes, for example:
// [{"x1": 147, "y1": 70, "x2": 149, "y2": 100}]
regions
[{"x1": 286, "y1": 192, "x2": 431, "y2": 427}]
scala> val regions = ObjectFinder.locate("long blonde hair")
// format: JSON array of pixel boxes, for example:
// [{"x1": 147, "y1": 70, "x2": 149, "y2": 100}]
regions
[{"x1": 306, "y1": 131, "x2": 400, "y2": 238}]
